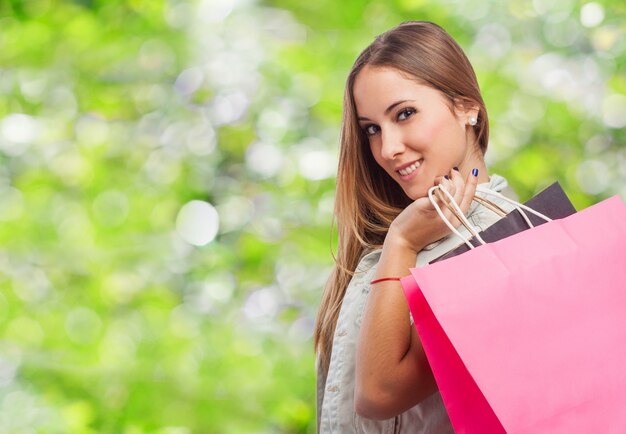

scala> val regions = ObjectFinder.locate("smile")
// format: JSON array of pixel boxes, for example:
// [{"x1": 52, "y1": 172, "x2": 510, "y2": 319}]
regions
[{"x1": 396, "y1": 160, "x2": 422, "y2": 176}]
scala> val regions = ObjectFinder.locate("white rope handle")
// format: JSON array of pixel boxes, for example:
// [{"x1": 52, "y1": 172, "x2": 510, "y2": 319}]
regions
[
  {"x1": 472, "y1": 190, "x2": 534, "y2": 229},
  {"x1": 428, "y1": 184, "x2": 484, "y2": 249},
  {"x1": 475, "y1": 186, "x2": 552, "y2": 223},
  {"x1": 428, "y1": 184, "x2": 554, "y2": 248}
]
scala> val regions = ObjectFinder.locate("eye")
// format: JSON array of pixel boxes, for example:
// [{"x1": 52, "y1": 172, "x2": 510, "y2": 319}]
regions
[
  {"x1": 397, "y1": 107, "x2": 416, "y2": 121},
  {"x1": 362, "y1": 124, "x2": 380, "y2": 136}
]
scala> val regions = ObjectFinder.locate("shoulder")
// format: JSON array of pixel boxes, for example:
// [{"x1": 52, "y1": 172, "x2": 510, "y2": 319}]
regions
[
  {"x1": 356, "y1": 249, "x2": 382, "y2": 272},
  {"x1": 467, "y1": 174, "x2": 517, "y2": 217}
]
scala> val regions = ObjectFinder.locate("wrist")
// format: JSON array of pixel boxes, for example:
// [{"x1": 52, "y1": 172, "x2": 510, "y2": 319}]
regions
[{"x1": 384, "y1": 226, "x2": 424, "y2": 254}]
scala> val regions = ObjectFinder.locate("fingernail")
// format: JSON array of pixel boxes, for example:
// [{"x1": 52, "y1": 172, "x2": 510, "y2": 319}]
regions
[
  {"x1": 453, "y1": 166, "x2": 459, "y2": 171},
  {"x1": 472, "y1": 168, "x2": 479, "y2": 177},
  {"x1": 444, "y1": 175, "x2": 450, "y2": 180}
]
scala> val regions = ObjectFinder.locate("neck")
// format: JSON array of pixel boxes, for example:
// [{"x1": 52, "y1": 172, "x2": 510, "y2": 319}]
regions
[
  {"x1": 457, "y1": 151, "x2": 489, "y2": 185},
  {"x1": 459, "y1": 129, "x2": 489, "y2": 184}
]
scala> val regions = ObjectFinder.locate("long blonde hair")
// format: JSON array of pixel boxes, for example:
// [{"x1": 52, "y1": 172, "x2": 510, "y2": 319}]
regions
[{"x1": 313, "y1": 21, "x2": 490, "y2": 376}]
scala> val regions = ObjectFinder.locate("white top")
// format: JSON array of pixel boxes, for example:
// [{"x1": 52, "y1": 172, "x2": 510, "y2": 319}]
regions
[{"x1": 317, "y1": 174, "x2": 517, "y2": 433}]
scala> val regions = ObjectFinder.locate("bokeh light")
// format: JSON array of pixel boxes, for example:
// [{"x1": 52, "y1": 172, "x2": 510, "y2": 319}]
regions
[
  {"x1": 176, "y1": 200, "x2": 220, "y2": 246},
  {"x1": 580, "y1": 2, "x2": 605, "y2": 28}
]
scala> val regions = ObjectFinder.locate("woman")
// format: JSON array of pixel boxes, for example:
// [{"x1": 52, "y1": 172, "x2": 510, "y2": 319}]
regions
[{"x1": 314, "y1": 21, "x2": 518, "y2": 433}]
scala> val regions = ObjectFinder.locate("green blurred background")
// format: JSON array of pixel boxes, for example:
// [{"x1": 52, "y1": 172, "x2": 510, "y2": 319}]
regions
[{"x1": 0, "y1": 0, "x2": 624, "y2": 432}]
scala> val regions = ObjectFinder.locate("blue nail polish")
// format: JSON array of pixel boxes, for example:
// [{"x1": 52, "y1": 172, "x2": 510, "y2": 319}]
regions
[
  {"x1": 444, "y1": 175, "x2": 450, "y2": 180},
  {"x1": 472, "y1": 168, "x2": 479, "y2": 177}
]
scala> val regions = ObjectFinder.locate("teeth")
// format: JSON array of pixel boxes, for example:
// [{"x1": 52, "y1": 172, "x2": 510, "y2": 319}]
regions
[{"x1": 398, "y1": 161, "x2": 421, "y2": 176}]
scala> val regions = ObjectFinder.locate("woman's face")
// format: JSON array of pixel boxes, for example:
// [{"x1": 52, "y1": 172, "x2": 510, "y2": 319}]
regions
[{"x1": 353, "y1": 65, "x2": 478, "y2": 200}]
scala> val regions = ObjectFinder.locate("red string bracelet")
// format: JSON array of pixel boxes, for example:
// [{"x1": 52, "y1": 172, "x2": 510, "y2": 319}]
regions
[{"x1": 370, "y1": 277, "x2": 402, "y2": 285}]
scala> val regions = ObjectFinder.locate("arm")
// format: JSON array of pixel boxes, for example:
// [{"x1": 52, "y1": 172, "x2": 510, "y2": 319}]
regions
[
  {"x1": 354, "y1": 239, "x2": 437, "y2": 419},
  {"x1": 354, "y1": 170, "x2": 478, "y2": 420}
]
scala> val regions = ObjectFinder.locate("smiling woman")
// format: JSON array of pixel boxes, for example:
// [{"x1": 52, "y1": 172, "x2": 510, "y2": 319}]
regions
[
  {"x1": 314, "y1": 21, "x2": 518, "y2": 433},
  {"x1": 353, "y1": 67, "x2": 489, "y2": 199}
]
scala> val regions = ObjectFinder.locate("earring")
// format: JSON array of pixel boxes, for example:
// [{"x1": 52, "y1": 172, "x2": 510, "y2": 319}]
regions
[{"x1": 468, "y1": 116, "x2": 477, "y2": 126}]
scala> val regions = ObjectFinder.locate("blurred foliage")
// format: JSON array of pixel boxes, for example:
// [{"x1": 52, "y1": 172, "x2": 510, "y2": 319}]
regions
[{"x1": 0, "y1": 0, "x2": 624, "y2": 432}]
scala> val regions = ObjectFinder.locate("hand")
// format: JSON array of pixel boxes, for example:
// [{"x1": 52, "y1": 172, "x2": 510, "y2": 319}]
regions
[{"x1": 386, "y1": 168, "x2": 480, "y2": 253}]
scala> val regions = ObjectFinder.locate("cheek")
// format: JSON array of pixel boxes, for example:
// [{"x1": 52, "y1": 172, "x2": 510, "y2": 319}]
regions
[
  {"x1": 416, "y1": 112, "x2": 448, "y2": 143},
  {"x1": 415, "y1": 111, "x2": 463, "y2": 152}
]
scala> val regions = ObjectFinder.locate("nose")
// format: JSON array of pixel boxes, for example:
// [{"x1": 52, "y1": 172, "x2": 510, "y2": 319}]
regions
[{"x1": 380, "y1": 127, "x2": 405, "y2": 161}]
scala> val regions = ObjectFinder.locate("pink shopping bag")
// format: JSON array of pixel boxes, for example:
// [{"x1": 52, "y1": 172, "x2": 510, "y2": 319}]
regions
[{"x1": 402, "y1": 196, "x2": 626, "y2": 433}]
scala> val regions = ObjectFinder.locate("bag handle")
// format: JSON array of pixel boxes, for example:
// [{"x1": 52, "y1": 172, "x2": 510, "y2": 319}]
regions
[
  {"x1": 428, "y1": 184, "x2": 554, "y2": 249},
  {"x1": 449, "y1": 192, "x2": 533, "y2": 232},
  {"x1": 472, "y1": 195, "x2": 506, "y2": 217},
  {"x1": 475, "y1": 186, "x2": 553, "y2": 227},
  {"x1": 428, "y1": 185, "x2": 484, "y2": 249}
]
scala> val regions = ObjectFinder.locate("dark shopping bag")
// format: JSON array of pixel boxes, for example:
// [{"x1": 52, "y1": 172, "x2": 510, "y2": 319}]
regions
[{"x1": 430, "y1": 182, "x2": 576, "y2": 264}]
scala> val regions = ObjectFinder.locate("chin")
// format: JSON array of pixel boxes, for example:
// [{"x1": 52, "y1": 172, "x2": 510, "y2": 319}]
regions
[
  {"x1": 401, "y1": 174, "x2": 438, "y2": 201},
  {"x1": 403, "y1": 187, "x2": 427, "y2": 201}
]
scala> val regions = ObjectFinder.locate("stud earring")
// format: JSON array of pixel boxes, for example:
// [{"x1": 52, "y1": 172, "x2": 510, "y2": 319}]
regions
[{"x1": 468, "y1": 116, "x2": 477, "y2": 126}]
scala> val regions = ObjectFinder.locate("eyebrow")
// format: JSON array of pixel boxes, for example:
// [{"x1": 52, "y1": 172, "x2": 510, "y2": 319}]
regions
[{"x1": 357, "y1": 100, "x2": 415, "y2": 122}]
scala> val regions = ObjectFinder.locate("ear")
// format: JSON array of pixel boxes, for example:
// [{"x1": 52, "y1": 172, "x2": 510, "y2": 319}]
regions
[{"x1": 453, "y1": 97, "x2": 480, "y2": 126}]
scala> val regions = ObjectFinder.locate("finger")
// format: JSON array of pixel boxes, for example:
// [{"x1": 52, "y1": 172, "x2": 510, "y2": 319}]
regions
[
  {"x1": 432, "y1": 176, "x2": 455, "y2": 210},
  {"x1": 433, "y1": 180, "x2": 452, "y2": 207},
  {"x1": 434, "y1": 182, "x2": 462, "y2": 228},
  {"x1": 457, "y1": 168, "x2": 480, "y2": 214},
  {"x1": 433, "y1": 187, "x2": 454, "y2": 218},
  {"x1": 449, "y1": 168, "x2": 465, "y2": 205},
  {"x1": 439, "y1": 174, "x2": 457, "y2": 197},
  {"x1": 433, "y1": 188, "x2": 447, "y2": 210},
  {"x1": 440, "y1": 171, "x2": 465, "y2": 219}
]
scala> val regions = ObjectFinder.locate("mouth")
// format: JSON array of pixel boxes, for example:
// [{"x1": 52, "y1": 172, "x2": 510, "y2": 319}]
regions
[{"x1": 395, "y1": 159, "x2": 423, "y2": 178}]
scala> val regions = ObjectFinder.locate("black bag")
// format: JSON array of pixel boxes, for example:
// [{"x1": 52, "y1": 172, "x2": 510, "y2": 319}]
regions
[{"x1": 430, "y1": 182, "x2": 577, "y2": 264}]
